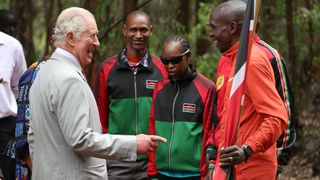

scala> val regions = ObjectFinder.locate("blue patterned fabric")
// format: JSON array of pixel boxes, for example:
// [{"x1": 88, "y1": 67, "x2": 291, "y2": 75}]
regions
[{"x1": 4, "y1": 59, "x2": 46, "y2": 180}]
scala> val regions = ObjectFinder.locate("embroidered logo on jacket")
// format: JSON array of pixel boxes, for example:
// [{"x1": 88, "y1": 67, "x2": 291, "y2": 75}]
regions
[
  {"x1": 146, "y1": 80, "x2": 158, "y2": 89},
  {"x1": 182, "y1": 103, "x2": 196, "y2": 113},
  {"x1": 216, "y1": 75, "x2": 224, "y2": 91}
]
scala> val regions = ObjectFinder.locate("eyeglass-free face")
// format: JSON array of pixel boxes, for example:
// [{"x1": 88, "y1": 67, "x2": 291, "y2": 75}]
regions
[
  {"x1": 160, "y1": 49, "x2": 190, "y2": 65},
  {"x1": 123, "y1": 14, "x2": 152, "y2": 53}
]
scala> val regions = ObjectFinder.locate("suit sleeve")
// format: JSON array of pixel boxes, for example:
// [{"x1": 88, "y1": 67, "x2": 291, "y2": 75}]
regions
[
  {"x1": 245, "y1": 54, "x2": 288, "y2": 153},
  {"x1": 54, "y1": 76, "x2": 137, "y2": 160},
  {"x1": 27, "y1": 124, "x2": 34, "y2": 160},
  {"x1": 96, "y1": 65, "x2": 110, "y2": 133}
]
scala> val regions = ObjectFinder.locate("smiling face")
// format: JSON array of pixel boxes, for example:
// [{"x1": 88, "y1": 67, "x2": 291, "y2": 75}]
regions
[
  {"x1": 72, "y1": 16, "x2": 100, "y2": 66},
  {"x1": 208, "y1": 1, "x2": 246, "y2": 53},
  {"x1": 123, "y1": 14, "x2": 152, "y2": 55},
  {"x1": 161, "y1": 41, "x2": 190, "y2": 80},
  {"x1": 208, "y1": 13, "x2": 232, "y2": 53}
]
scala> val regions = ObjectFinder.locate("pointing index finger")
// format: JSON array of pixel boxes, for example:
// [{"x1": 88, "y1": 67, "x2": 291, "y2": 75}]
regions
[{"x1": 150, "y1": 135, "x2": 167, "y2": 143}]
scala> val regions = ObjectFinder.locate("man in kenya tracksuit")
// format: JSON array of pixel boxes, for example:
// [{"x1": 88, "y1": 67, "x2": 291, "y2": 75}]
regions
[{"x1": 96, "y1": 11, "x2": 168, "y2": 179}]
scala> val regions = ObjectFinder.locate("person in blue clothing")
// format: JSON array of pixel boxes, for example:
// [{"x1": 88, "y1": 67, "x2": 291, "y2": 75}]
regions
[{"x1": 3, "y1": 21, "x2": 56, "y2": 180}]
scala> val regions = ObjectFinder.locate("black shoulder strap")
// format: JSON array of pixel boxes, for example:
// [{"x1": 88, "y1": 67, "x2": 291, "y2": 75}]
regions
[{"x1": 212, "y1": 91, "x2": 219, "y2": 128}]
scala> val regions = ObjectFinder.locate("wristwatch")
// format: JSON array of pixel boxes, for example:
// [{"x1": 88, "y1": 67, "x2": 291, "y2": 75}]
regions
[{"x1": 241, "y1": 144, "x2": 254, "y2": 162}]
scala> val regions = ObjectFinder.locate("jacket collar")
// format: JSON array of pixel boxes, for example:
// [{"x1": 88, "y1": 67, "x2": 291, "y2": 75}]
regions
[
  {"x1": 222, "y1": 41, "x2": 240, "y2": 59},
  {"x1": 53, "y1": 48, "x2": 82, "y2": 71},
  {"x1": 170, "y1": 65, "x2": 197, "y2": 87},
  {"x1": 116, "y1": 48, "x2": 153, "y2": 72}
]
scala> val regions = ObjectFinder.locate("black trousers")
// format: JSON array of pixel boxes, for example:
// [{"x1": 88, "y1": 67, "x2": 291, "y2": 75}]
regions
[
  {"x1": 0, "y1": 116, "x2": 16, "y2": 180},
  {"x1": 107, "y1": 159, "x2": 149, "y2": 180}
]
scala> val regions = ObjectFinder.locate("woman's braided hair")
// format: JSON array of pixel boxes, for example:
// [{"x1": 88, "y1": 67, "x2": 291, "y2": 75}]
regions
[{"x1": 164, "y1": 35, "x2": 190, "y2": 53}]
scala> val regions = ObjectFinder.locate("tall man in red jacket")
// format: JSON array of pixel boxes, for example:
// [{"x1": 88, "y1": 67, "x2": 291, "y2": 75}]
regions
[{"x1": 208, "y1": 1, "x2": 288, "y2": 179}]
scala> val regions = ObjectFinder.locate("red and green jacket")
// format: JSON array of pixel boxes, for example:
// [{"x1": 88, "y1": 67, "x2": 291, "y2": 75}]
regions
[
  {"x1": 147, "y1": 68, "x2": 218, "y2": 178},
  {"x1": 96, "y1": 49, "x2": 167, "y2": 138}
]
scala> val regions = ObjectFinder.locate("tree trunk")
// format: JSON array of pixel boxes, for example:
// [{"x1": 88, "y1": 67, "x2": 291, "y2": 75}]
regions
[
  {"x1": 195, "y1": 0, "x2": 211, "y2": 56},
  {"x1": 301, "y1": 0, "x2": 315, "y2": 114},
  {"x1": 10, "y1": 0, "x2": 35, "y2": 66},
  {"x1": 304, "y1": 0, "x2": 314, "y2": 73},
  {"x1": 123, "y1": 0, "x2": 138, "y2": 16},
  {"x1": 80, "y1": 0, "x2": 99, "y2": 12},
  {"x1": 260, "y1": 0, "x2": 277, "y2": 42},
  {"x1": 177, "y1": 0, "x2": 190, "y2": 32},
  {"x1": 57, "y1": 0, "x2": 63, "y2": 13},
  {"x1": 285, "y1": 0, "x2": 296, "y2": 92},
  {"x1": 44, "y1": 0, "x2": 55, "y2": 57},
  {"x1": 80, "y1": 0, "x2": 99, "y2": 90}
]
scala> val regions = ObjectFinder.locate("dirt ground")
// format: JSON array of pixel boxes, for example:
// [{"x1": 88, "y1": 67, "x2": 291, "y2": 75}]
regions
[
  {"x1": 278, "y1": 154, "x2": 320, "y2": 180},
  {"x1": 278, "y1": 112, "x2": 320, "y2": 180}
]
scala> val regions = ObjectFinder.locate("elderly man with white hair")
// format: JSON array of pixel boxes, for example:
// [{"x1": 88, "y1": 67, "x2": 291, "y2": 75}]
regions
[{"x1": 28, "y1": 7, "x2": 166, "y2": 180}]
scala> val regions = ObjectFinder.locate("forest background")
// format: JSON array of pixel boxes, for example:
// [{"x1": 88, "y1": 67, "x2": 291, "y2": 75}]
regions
[{"x1": 1, "y1": 0, "x2": 319, "y2": 179}]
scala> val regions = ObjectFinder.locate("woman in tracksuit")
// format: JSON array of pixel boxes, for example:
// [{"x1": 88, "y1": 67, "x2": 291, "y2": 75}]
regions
[{"x1": 147, "y1": 35, "x2": 219, "y2": 180}]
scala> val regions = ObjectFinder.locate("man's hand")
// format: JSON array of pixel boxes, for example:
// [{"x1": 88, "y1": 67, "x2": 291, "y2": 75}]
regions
[
  {"x1": 219, "y1": 145, "x2": 246, "y2": 167},
  {"x1": 136, "y1": 134, "x2": 167, "y2": 155},
  {"x1": 205, "y1": 168, "x2": 214, "y2": 180}
]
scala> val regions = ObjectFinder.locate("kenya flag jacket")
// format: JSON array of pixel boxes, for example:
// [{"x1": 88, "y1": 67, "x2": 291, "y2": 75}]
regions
[
  {"x1": 148, "y1": 68, "x2": 217, "y2": 178},
  {"x1": 96, "y1": 49, "x2": 167, "y2": 138}
]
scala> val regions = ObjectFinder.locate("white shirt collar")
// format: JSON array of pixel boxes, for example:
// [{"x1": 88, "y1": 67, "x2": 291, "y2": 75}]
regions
[{"x1": 55, "y1": 47, "x2": 82, "y2": 70}]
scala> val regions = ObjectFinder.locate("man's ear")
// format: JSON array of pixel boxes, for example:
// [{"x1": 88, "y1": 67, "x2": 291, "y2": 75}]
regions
[
  {"x1": 66, "y1": 32, "x2": 75, "y2": 47},
  {"x1": 230, "y1": 21, "x2": 240, "y2": 35},
  {"x1": 122, "y1": 24, "x2": 127, "y2": 36}
]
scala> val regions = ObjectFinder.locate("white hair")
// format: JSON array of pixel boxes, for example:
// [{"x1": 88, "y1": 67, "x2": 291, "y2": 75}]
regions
[{"x1": 54, "y1": 7, "x2": 93, "y2": 46}]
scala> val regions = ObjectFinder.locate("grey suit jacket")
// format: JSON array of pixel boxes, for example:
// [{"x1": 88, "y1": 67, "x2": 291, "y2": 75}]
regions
[{"x1": 28, "y1": 51, "x2": 137, "y2": 180}]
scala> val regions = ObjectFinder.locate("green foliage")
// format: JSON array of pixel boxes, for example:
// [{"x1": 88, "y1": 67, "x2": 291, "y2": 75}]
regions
[
  {"x1": 94, "y1": 1, "x2": 125, "y2": 63},
  {"x1": 32, "y1": 1, "x2": 46, "y2": 58},
  {"x1": 147, "y1": 0, "x2": 181, "y2": 56},
  {"x1": 0, "y1": 0, "x2": 10, "y2": 9},
  {"x1": 189, "y1": 2, "x2": 220, "y2": 82},
  {"x1": 296, "y1": 1, "x2": 320, "y2": 63},
  {"x1": 196, "y1": 53, "x2": 219, "y2": 82},
  {"x1": 196, "y1": 2, "x2": 214, "y2": 38}
]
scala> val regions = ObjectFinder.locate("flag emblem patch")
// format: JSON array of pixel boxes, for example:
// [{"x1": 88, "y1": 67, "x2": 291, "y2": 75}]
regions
[
  {"x1": 182, "y1": 103, "x2": 196, "y2": 113},
  {"x1": 146, "y1": 80, "x2": 158, "y2": 89},
  {"x1": 216, "y1": 75, "x2": 224, "y2": 91}
]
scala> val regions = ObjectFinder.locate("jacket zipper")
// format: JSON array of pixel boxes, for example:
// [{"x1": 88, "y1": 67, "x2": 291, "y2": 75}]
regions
[
  {"x1": 134, "y1": 74, "x2": 138, "y2": 134},
  {"x1": 169, "y1": 83, "x2": 180, "y2": 170}
]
